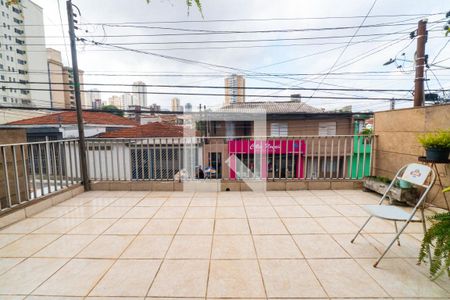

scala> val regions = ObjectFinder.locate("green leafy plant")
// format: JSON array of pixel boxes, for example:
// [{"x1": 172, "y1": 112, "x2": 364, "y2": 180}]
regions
[
  {"x1": 101, "y1": 105, "x2": 124, "y2": 117},
  {"x1": 146, "y1": 0, "x2": 203, "y2": 16},
  {"x1": 418, "y1": 187, "x2": 450, "y2": 279},
  {"x1": 361, "y1": 127, "x2": 373, "y2": 135},
  {"x1": 418, "y1": 130, "x2": 450, "y2": 149}
]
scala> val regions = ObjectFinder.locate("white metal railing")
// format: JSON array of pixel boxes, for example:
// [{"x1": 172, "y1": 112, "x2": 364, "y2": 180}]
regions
[
  {"x1": 0, "y1": 139, "x2": 81, "y2": 212},
  {"x1": 85, "y1": 135, "x2": 374, "y2": 182},
  {"x1": 0, "y1": 134, "x2": 374, "y2": 212}
]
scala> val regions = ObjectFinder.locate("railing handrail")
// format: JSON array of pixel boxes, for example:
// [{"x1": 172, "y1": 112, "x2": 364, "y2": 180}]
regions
[
  {"x1": 0, "y1": 138, "x2": 79, "y2": 147},
  {"x1": 85, "y1": 134, "x2": 377, "y2": 141}
]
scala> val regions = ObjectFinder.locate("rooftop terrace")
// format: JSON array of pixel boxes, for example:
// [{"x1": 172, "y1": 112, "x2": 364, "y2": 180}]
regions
[{"x1": 0, "y1": 189, "x2": 448, "y2": 299}]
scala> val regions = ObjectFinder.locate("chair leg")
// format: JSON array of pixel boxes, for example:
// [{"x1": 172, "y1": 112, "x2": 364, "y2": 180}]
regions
[
  {"x1": 394, "y1": 221, "x2": 401, "y2": 246},
  {"x1": 373, "y1": 219, "x2": 410, "y2": 268},
  {"x1": 351, "y1": 216, "x2": 372, "y2": 243},
  {"x1": 420, "y1": 207, "x2": 432, "y2": 264}
]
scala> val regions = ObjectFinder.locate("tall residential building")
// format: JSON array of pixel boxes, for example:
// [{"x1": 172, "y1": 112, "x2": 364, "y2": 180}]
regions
[
  {"x1": 48, "y1": 48, "x2": 88, "y2": 109},
  {"x1": 62, "y1": 66, "x2": 86, "y2": 109},
  {"x1": 132, "y1": 81, "x2": 147, "y2": 107},
  {"x1": 171, "y1": 97, "x2": 183, "y2": 112},
  {"x1": 86, "y1": 88, "x2": 101, "y2": 108},
  {"x1": 0, "y1": 0, "x2": 51, "y2": 107},
  {"x1": 46, "y1": 48, "x2": 65, "y2": 108},
  {"x1": 108, "y1": 95, "x2": 121, "y2": 107},
  {"x1": 224, "y1": 74, "x2": 245, "y2": 105},
  {"x1": 121, "y1": 93, "x2": 134, "y2": 109}
]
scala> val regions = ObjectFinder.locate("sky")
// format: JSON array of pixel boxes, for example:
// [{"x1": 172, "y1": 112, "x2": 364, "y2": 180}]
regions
[{"x1": 32, "y1": 0, "x2": 450, "y2": 112}]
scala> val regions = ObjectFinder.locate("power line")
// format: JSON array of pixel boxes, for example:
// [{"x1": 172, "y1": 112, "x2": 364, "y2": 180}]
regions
[
  {"x1": 0, "y1": 86, "x2": 418, "y2": 101},
  {"x1": 309, "y1": 0, "x2": 379, "y2": 99},
  {"x1": 2, "y1": 80, "x2": 447, "y2": 93}
]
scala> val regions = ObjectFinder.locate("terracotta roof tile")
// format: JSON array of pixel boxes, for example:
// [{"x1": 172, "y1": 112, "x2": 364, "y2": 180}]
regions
[
  {"x1": 219, "y1": 100, "x2": 323, "y2": 113},
  {"x1": 8, "y1": 111, "x2": 137, "y2": 126},
  {"x1": 97, "y1": 122, "x2": 193, "y2": 138}
]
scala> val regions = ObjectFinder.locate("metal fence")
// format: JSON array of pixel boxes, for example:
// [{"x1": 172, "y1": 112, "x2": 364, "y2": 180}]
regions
[
  {"x1": 85, "y1": 135, "x2": 374, "y2": 182},
  {"x1": 0, "y1": 134, "x2": 374, "y2": 212},
  {"x1": 0, "y1": 139, "x2": 81, "y2": 212}
]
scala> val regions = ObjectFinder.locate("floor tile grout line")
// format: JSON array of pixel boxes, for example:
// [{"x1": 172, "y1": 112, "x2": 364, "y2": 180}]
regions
[
  {"x1": 23, "y1": 193, "x2": 151, "y2": 298},
  {"x1": 85, "y1": 193, "x2": 173, "y2": 298},
  {"x1": 205, "y1": 192, "x2": 219, "y2": 299},
  {"x1": 241, "y1": 192, "x2": 269, "y2": 300},
  {"x1": 327, "y1": 192, "x2": 394, "y2": 298},
  {"x1": 143, "y1": 192, "x2": 196, "y2": 298},
  {"x1": 269, "y1": 192, "x2": 330, "y2": 299}
]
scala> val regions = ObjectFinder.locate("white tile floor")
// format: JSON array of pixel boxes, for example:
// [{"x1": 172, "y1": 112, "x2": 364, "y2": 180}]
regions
[{"x1": 0, "y1": 189, "x2": 448, "y2": 299}]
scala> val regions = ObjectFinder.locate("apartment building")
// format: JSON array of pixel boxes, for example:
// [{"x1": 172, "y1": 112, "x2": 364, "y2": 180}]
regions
[
  {"x1": 224, "y1": 74, "x2": 245, "y2": 105},
  {"x1": 132, "y1": 81, "x2": 147, "y2": 107},
  {"x1": 171, "y1": 97, "x2": 183, "y2": 112},
  {"x1": 61, "y1": 66, "x2": 87, "y2": 109},
  {"x1": 0, "y1": 0, "x2": 51, "y2": 107},
  {"x1": 46, "y1": 48, "x2": 65, "y2": 108},
  {"x1": 86, "y1": 88, "x2": 101, "y2": 108}
]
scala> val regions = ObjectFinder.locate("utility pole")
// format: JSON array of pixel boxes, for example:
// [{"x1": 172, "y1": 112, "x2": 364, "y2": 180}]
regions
[
  {"x1": 66, "y1": 0, "x2": 90, "y2": 191},
  {"x1": 413, "y1": 19, "x2": 427, "y2": 107}
]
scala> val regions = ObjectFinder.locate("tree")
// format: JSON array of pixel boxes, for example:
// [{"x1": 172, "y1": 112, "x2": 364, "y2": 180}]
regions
[
  {"x1": 101, "y1": 105, "x2": 124, "y2": 117},
  {"x1": 146, "y1": 0, "x2": 202, "y2": 15}
]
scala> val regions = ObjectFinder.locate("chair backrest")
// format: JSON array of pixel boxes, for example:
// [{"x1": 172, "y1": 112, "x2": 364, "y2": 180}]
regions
[
  {"x1": 400, "y1": 163, "x2": 433, "y2": 187},
  {"x1": 379, "y1": 163, "x2": 435, "y2": 208}
]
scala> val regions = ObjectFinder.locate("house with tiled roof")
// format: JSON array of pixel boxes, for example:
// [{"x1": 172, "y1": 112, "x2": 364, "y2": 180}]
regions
[
  {"x1": 199, "y1": 98, "x2": 360, "y2": 179},
  {"x1": 5, "y1": 111, "x2": 138, "y2": 140},
  {"x1": 88, "y1": 122, "x2": 199, "y2": 181}
]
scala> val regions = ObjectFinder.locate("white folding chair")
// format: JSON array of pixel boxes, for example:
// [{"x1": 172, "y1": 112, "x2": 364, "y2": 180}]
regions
[{"x1": 351, "y1": 163, "x2": 436, "y2": 267}]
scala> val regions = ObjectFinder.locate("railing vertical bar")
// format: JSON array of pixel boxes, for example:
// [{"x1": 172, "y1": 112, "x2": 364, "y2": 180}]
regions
[
  {"x1": 165, "y1": 138, "x2": 169, "y2": 180},
  {"x1": 11, "y1": 146, "x2": 21, "y2": 203},
  {"x1": 20, "y1": 145, "x2": 30, "y2": 201},
  {"x1": 44, "y1": 138, "x2": 51, "y2": 192},
  {"x1": 330, "y1": 137, "x2": 334, "y2": 178},
  {"x1": 133, "y1": 140, "x2": 138, "y2": 180},
  {"x1": 349, "y1": 136, "x2": 354, "y2": 179},
  {"x1": 317, "y1": 137, "x2": 321, "y2": 179},
  {"x1": 291, "y1": 138, "x2": 295, "y2": 179},
  {"x1": 369, "y1": 135, "x2": 375, "y2": 176},
  {"x1": 57, "y1": 142, "x2": 64, "y2": 189},
  {"x1": 61, "y1": 141, "x2": 68, "y2": 187},
  {"x1": 336, "y1": 137, "x2": 341, "y2": 179},
  {"x1": 178, "y1": 138, "x2": 181, "y2": 181},
  {"x1": 91, "y1": 141, "x2": 97, "y2": 181},
  {"x1": 98, "y1": 140, "x2": 103, "y2": 181},
  {"x1": 171, "y1": 138, "x2": 175, "y2": 180},
  {"x1": 141, "y1": 139, "x2": 145, "y2": 180},
  {"x1": 147, "y1": 138, "x2": 151, "y2": 180},
  {"x1": 45, "y1": 137, "x2": 52, "y2": 193},
  {"x1": 362, "y1": 136, "x2": 367, "y2": 178},
  {"x1": 355, "y1": 136, "x2": 361, "y2": 180},
  {"x1": 110, "y1": 140, "x2": 115, "y2": 181},
  {"x1": 30, "y1": 144, "x2": 37, "y2": 198},
  {"x1": 323, "y1": 137, "x2": 328, "y2": 179},
  {"x1": 303, "y1": 137, "x2": 308, "y2": 180},
  {"x1": 159, "y1": 138, "x2": 163, "y2": 180},
  {"x1": 103, "y1": 140, "x2": 109, "y2": 180},
  {"x1": 38, "y1": 143, "x2": 45, "y2": 195},
  {"x1": 122, "y1": 139, "x2": 127, "y2": 180},
  {"x1": 73, "y1": 140, "x2": 79, "y2": 183},
  {"x1": 343, "y1": 137, "x2": 348, "y2": 179},
  {"x1": 271, "y1": 137, "x2": 275, "y2": 181},
  {"x1": 152, "y1": 138, "x2": 157, "y2": 180},
  {"x1": 51, "y1": 143, "x2": 58, "y2": 192},
  {"x1": 1, "y1": 147, "x2": 12, "y2": 208},
  {"x1": 310, "y1": 137, "x2": 314, "y2": 179}
]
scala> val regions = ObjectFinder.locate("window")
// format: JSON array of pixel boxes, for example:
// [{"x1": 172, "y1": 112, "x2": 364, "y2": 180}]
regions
[
  {"x1": 318, "y1": 122, "x2": 337, "y2": 136},
  {"x1": 271, "y1": 122, "x2": 288, "y2": 137}
]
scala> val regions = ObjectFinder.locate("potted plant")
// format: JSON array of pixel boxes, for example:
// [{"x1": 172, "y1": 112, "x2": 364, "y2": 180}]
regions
[
  {"x1": 418, "y1": 187, "x2": 450, "y2": 279},
  {"x1": 418, "y1": 130, "x2": 450, "y2": 162}
]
